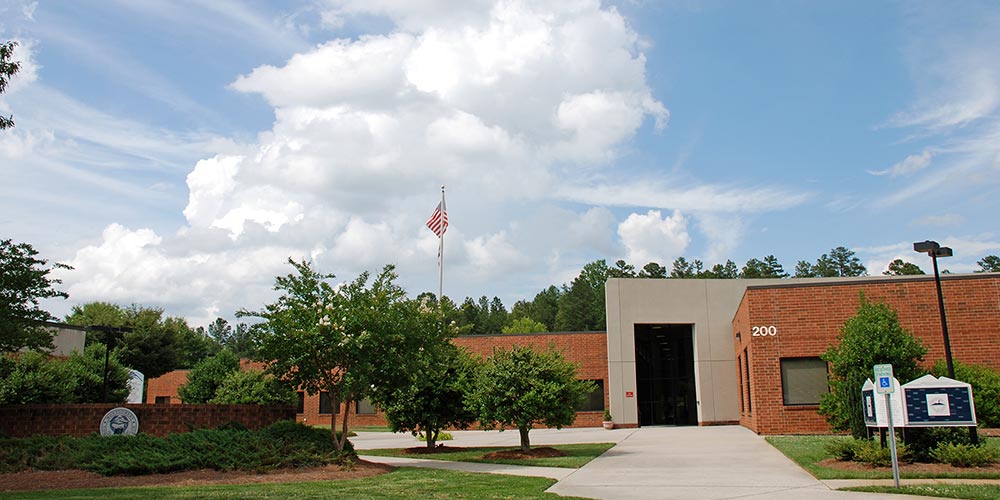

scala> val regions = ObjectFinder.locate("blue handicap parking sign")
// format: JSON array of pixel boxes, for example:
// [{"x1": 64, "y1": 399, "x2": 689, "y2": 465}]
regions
[{"x1": 879, "y1": 377, "x2": 891, "y2": 388}]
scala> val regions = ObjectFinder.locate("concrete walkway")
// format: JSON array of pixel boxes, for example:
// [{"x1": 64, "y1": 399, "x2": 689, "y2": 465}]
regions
[
  {"x1": 546, "y1": 426, "x2": 928, "y2": 499},
  {"x1": 353, "y1": 426, "x2": 929, "y2": 499},
  {"x1": 351, "y1": 427, "x2": 635, "y2": 450}
]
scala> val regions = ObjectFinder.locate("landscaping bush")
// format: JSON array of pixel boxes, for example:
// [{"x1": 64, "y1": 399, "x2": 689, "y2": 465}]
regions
[
  {"x1": 0, "y1": 421, "x2": 352, "y2": 475},
  {"x1": 209, "y1": 369, "x2": 295, "y2": 405},
  {"x1": 418, "y1": 431, "x2": 453, "y2": 442},
  {"x1": 904, "y1": 427, "x2": 973, "y2": 462},
  {"x1": 853, "y1": 439, "x2": 910, "y2": 467},
  {"x1": 65, "y1": 343, "x2": 130, "y2": 403},
  {"x1": 819, "y1": 294, "x2": 926, "y2": 438},
  {"x1": 177, "y1": 349, "x2": 240, "y2": 403},
  {"x1": 825, "y1": 437, "x2": 863, "y2": 461},
  {"x1": 931, "y1": 442, "x2": 997, "y2": 468},
  {"x1": 0, "y1": 352, "x2": 75, "y2": 404}
]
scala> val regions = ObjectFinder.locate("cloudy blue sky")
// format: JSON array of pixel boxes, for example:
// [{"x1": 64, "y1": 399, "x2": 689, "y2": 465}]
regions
[{"x1": 2, "y1": 0, "x2": 998, "y2": 327}]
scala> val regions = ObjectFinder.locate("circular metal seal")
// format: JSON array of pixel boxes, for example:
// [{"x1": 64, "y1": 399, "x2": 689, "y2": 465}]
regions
[{"x1": 100, "y1": 407, "x2": 139, "y2": 436}]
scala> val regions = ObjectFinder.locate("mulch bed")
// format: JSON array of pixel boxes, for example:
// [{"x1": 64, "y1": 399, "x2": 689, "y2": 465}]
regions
[
  {"x1": 819, "y1": 458, "x2": 1000, "y2": 475},
  {"x1": 399, "y1": 445, "x2": 568, "y2": 460},
  {"x1": 0, "y1": 461, "x2": 393, "y2": 492},
  {"x1": 481, "y1": 447, "x2": 567, "y2": 460},
  {"x1": 401, "y1": 445, "x2": 466, "y2": 454}
]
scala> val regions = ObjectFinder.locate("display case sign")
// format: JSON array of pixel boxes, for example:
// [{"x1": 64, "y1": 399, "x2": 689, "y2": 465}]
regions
[
  {"x1": 861, "y1": 379, "x2": 877, "y2": 426},
  {"x1": 902, "y1": 375, "x2": 976, "y2": 427},
  {"x1": 861, "y1": 377, "x2": 904, "y2": 428}
]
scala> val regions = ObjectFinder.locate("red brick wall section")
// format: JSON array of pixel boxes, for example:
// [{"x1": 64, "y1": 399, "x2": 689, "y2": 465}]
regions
[
  {"x1": 455, "y1": 331, "x2": 610, "y2": 428},
  {"x1": 734, "y1": 274, "x2": 1000, "y2": 435},
  {"x1": 144, "y1": 331, "x2": 611, "y2": 429},
  {"x1": 146, "y1": 370, "x2": 189, "y2": 404},
  {"x1": 0, "y1": 404, "x2": 295, "y2": 438}
]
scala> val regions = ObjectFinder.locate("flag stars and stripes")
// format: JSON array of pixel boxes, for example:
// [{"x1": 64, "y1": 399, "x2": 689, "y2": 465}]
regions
[{"x1": 426, "y1": 200, "x2": 448, "y2": 237}]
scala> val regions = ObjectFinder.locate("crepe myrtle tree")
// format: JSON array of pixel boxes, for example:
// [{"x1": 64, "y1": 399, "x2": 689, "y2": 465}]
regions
[
  {"x1": 241, "y1": 259, "x2": 424, "y2": 453},
  {"x1": 379, "y1": 340, "x2": 481, "y2": 448},
  {"x1": 469, "y1": 345, "x2": 594, "y2": 452}
]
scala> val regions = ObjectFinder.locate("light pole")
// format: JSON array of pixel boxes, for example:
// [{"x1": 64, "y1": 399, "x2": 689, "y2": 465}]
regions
[
  {"x1": 913, "y1": 241, "x2": 977, "y2": 444},
  {"x1": 913, "y1": 240, "x2": 954, "y2": 379}
]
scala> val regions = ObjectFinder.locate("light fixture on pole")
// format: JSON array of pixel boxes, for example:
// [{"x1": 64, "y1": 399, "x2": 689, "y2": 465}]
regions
[
  {"x1": 912, "y1": 240, "x2": 954, "y2": 378},
  {"x1": 913, "y1": 240, "x2": 977, "y2": 444}
]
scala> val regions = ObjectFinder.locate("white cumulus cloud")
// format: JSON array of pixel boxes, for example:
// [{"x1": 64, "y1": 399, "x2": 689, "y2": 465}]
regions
[{"x1": 617, "y1": 209, "x2": 690, "y2": 266}]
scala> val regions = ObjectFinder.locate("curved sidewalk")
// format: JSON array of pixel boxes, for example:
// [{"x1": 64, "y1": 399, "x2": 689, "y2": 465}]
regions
[{"x1": 358, "y1": 454, "x2": 574, "y2": 480}]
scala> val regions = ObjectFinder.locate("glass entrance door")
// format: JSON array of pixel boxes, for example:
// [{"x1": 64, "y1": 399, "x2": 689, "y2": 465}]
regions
[{"x1": 634, "y1": 324, "x2": 697, "y2": 426}]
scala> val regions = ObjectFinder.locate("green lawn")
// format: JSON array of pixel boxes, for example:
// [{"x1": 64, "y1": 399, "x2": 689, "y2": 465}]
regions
[
  {"x1": 361, "y1": 443, "x2": 615, "y2": 469},
  {"x1": 766, "y1": 435, "x2": 1000, "y2": 480},
  {"x1": 844, "y1": 484, "x2": 1000, "y2": 499},
  {"x1": 2, "y1": 467, "x2": 589, "y2": 499}
]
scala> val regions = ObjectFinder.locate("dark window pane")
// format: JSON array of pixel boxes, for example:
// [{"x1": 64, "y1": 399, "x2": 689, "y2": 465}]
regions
[
  {"x1": 575, "y1": 379, "x2": 605, "y2": 411},
  {"x1": 296, "y1": 392, "x2": 305, "y2": 413},
  {"x1": 356, "y1": 398, "x2": 377, "y2": 415},
  {"x1": 745, "y1": 347, "x2": 752, "y2": 413},
  {"x1": 781, "y1": 357, "x2": 829, "y2": 405},
  {"x1": 155, "y1": 396, "x2": 171, "y2": 404},
  {"x1": 320, "y1": 392, "x2": 339, "y2": 414}
]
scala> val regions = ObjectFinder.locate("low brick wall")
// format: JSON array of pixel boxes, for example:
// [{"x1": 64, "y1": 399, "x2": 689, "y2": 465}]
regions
[{"x1": 0, "y1": 404, "x2": 296, "y2": 438}]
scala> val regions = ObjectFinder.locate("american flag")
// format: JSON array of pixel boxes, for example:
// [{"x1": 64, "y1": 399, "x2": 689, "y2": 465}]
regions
[{"x1": 426, "y1": 200, "x2": 448, "y2": 237}]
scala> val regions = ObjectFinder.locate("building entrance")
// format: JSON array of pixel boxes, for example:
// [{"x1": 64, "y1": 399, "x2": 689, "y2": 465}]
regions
[{"x1": 634, "y1": 324, "x2": 697, "y2": 426}]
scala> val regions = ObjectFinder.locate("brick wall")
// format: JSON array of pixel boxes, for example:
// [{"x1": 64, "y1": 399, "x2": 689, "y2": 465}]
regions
[
  {"x1": 734, "y1": 274, "x2": 1000, "y2": 435},
  {"x1": 146, "y1": 370, "x2": 189, "y2": 404},
  {"x1": 456, "y1": 331, "x2": 611, "y2": 428},
  {"x1": 145, "y1": 331, "x2": 610, "y2": 429},
  {"x1": 0, "y1": 404, "x2": 295, "y2": 438}
]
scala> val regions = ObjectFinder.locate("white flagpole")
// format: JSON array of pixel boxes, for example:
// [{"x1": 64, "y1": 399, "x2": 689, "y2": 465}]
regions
[{"x1": 438, "y1": 185, "x2": 445, "y2": 304}]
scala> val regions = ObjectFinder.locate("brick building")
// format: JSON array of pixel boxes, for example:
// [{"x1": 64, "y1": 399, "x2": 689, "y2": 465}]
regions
[
  {"x1": 605, "y1": 273, "x2": 999, "y2": 433},
  {"x1": 147, "y1": 331, "x2": 610, "y2": 428},
  {"x1": 147, "y1": 273, "x2": 999, "y2": 435},
  {"x1": 733, "y1": 273, "x2": 1000, "y2": 434}
]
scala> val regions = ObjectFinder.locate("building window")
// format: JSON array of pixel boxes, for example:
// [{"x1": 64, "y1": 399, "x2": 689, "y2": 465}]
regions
[
  {"x1": 154, "y1": 396, "x2": 171, "y2": 404},
  {"x1": 319, "y1": 392, "x2": 338, "y2": 414},
  {"x1": 737, "y1": 355, "x2": 744, "y2": 413},
  {"x1": 744, "y1": 347, "x2": 751, "y2": 413},
  {"x1": 296, "y1": 392, "x2": 305, "y2": 413},
  {"x1": 356, "y1": 398, "x2": 377, "y2": 415},
  {"x1": 575, "y1": 379, "x2": 605, "y2": 411},
  {"x1": 780, "y1": 357, "x2": 829, "y2": 406}
]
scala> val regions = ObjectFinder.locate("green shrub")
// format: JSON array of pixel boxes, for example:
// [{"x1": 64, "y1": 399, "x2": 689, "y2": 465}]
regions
[
  {"x1": 905, "y1": 427, "x2": 973, "y2": 462},
  {"x1": 418, "y1": 431, "x2": 453, "y2": 441},
  {"x1": 209, "y1": 369, "x2": 295, "y2": 405},
  {"x1": 818, "y1": 294, "x2": 926, "y2": 438},
  {"x1": 853, "y1": 439, "x2": 910, "y2": 467},
  {"x1": 0, "y1": 421, "x2": 352, "y2": 476},
  {"x1": 825, "y1": 438, "x2": 863, "y2": 461},
  {"x1": 177, "y1": 350, "x2": 240, "y2": 403},
  {"x1": 931, "y1": 442, "x2": 997, "y2": 467},
  {"x1": 0, "y1": 349, "x2": 130, "y2": 404},
  {"x1": 932, "y1": 360, "x2": 1000, "y2": 428},
  {"x1": 65, "y1": 343, "x2": 130, "y2": 403}
]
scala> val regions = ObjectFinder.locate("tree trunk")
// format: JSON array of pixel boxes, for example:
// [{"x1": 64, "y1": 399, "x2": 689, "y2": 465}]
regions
[
  {"x1": 331, "y1": 411, "x2": 340, "y2": 451},
  {"x1": 519, "y1": 426, "x2": 531, "y2": 452},
  {"x1": 425, "y1": 427, "x2": 438, "y2": 448},
  {"x1": 337, "y1": 399, "x2": 352, "y2": 452}
]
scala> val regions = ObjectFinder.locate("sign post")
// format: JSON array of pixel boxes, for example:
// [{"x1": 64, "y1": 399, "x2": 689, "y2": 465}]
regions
[{"x1": 874, "y1": 364, "x2": 900, "y2": 488}]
